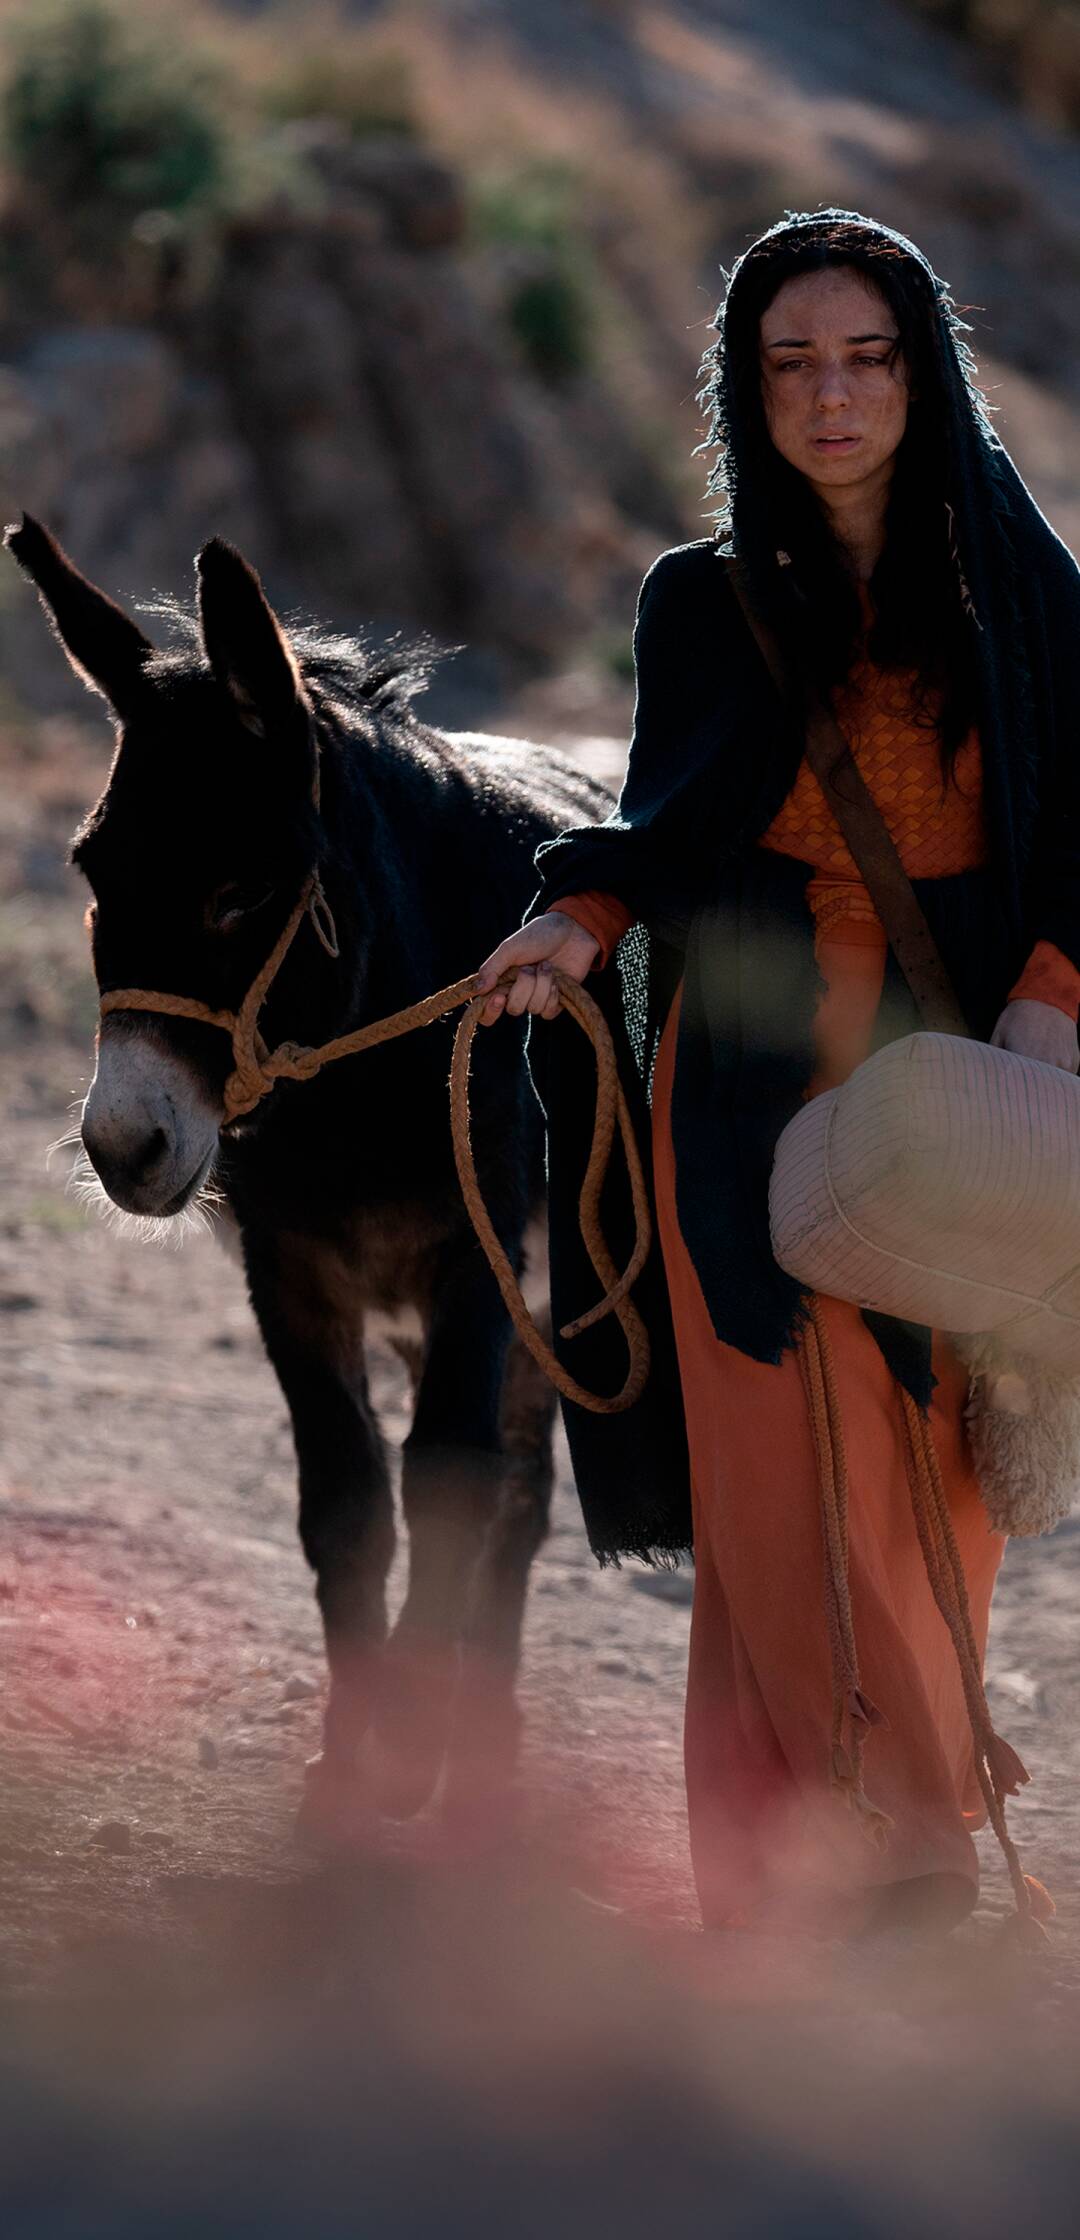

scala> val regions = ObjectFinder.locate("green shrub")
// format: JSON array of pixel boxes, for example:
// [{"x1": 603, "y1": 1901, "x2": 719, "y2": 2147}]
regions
[
  {"x1": 2, "y1": 1, "x2": 230, "y2": 257},
  {"x1": 470, "y1": 161, "x2": 595, "y2": 383},
  {"x1": 505, "y1": 267, "x2": 590, "y2": 382},
  {"x1": 601, "y1": 629, "x2": 637, "y2": 684}
]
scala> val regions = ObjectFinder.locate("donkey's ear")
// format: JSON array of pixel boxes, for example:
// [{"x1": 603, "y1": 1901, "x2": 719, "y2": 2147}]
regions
[
  {"x1": 4, "y1": 514, "x2": 155, "y2": 715},
  {"x1": 196, "y1": 538, "x2": 312, "y2": 753}
]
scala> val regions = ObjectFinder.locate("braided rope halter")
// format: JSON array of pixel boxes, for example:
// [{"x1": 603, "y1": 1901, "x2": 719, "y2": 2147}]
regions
[{"x1": 98, "y1": 863, "x2": 652, "y2": 1417}]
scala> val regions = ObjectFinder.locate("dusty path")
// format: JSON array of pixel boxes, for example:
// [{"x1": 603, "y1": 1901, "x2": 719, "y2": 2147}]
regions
[
  {"x1": 3, "y1": 1049, "x2": 1080, "y2": 2005},
  {"x1": 2, "y1": 712, "x2": 1080, "y2": 2022}
]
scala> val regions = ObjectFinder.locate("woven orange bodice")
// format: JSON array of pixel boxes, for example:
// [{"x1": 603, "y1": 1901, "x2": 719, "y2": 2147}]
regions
[
  {"x1": 552, "y1": 653, "x2": 1080, "y2": 1018},
  {"x1": 762, "y1": 657, "x2": 986, "y2": 934}
]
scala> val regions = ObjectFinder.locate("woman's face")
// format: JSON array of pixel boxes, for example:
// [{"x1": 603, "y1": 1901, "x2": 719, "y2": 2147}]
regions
[{"x1": 758, "y1": 266, "x2": 910, "y2": 502}]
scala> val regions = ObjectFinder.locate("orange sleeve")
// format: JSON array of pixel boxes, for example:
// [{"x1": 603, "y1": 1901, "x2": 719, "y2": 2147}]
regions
[
  {"x1": 549, "y1": 890, "x2": 635, "y2": 971},
  {"x1": 1007, "y1": 938, "x2": 1080, "y2": 1020}
]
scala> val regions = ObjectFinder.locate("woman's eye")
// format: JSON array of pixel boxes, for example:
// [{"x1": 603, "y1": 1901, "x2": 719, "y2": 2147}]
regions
[
  {"x1": 773, "y1": 354, "x2": 891, "y2": 373},
  {"x1": 207, "y1": 882, "x2": 273, "y2": 932}
]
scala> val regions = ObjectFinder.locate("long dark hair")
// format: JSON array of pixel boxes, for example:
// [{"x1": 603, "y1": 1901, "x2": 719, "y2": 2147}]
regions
[{"x1": 696, "y1": 210, "x2": 990, "y2": 768}]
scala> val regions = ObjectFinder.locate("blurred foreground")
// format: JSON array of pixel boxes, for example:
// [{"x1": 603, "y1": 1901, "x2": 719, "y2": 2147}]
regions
[{"x1": 4, "y1": 1818, "x2": 1080, "y2": 2236}]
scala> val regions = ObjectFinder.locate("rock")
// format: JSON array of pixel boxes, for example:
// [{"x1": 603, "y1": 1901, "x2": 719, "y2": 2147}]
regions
[
  {"x1": 992, "y1": 1667, "x2": 1049, "y2": 1716},
  {"x1": 0, "y1": 364, "x2": 66, "y2": 524},
  {"x1": 22, "y1": 328, "x2": 180, "y2": 464},
  {"x1": 197, "y1": 1732, "x2": 219, "y2": 1769},
  {"x1": 230, "y1": 1735, "x2": 276, "y2": 1763},
  {"x1": 304, "y1": 129, "x2": 469, "y2": 251},
  {"x1": 631, "y1": 1569, "x2": 694, "y2": 1607},
  {"x1": 0, "y1": 339, "x2": 274, "y2": 714},
  {"x1": 88, "y1": 1819, "x2": 133, "y2": 1855},
  {"x1": 282, "y1": 1672, "x2": 318, "y2": 1702},
  {"x1": 216, "y1": 222, "x2": 431, "y2": 622},
  {"x1": 218, "y1": 207, "x2": 613, "y2": 658}
]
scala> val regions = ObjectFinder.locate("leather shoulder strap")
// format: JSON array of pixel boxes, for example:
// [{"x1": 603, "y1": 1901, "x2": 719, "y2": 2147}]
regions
[{"x1": 723, "y1": 558, "x2": 970, "y2": 1039}]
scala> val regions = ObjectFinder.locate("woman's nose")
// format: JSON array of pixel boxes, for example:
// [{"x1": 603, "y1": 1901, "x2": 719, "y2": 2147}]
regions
[{"x1": 814, "y1": 363, "x2": 851, "y2": 409}]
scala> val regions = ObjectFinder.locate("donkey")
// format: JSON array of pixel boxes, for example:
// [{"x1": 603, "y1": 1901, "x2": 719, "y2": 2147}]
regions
[{"x1": 7, "y1": 515, "x2": 612, "y2": 1829}]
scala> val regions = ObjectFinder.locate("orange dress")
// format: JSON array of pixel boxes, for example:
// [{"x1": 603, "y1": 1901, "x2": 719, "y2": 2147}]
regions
[{"x1": 555, "y1": 657, "x2": 1080, "y2": 1931}]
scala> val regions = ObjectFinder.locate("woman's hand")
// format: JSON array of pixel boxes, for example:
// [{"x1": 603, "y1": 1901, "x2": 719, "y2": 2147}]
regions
[
  {"x1": 990, "y1": 998, "x2": 1080, "y2": 1074},
  {"x1": 472, "y1": 911, "x2": 600, "y2": 1028}
]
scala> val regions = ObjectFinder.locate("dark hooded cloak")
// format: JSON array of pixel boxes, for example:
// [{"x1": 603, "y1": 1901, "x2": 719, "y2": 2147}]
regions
[{"x1": 525, "y1": 209, "x2": 1080, "y2": 1566}]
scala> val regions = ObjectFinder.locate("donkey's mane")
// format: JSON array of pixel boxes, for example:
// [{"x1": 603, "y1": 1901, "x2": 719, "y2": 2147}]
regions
[{"x1": 140, "y1": 595, "x2": 447, "y2": 723}]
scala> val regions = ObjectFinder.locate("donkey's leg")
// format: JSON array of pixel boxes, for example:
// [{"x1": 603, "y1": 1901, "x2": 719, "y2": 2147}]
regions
[
  {"x1": 446, "y1": 1325, "x2": 557, "y2": 1810},
  {"x1": 471, "y1": 1451, "x2": 555, "y2": 1669},
  {"x1": 244, "y1": 1226, "x2": 395, "y2": 1791},
  {"x1": 480, "y1": 1310, "x2": 558, "y2": 1671},
  {"x1": 374, "y1": 1246, "x2": 513, "y2": 1816}
]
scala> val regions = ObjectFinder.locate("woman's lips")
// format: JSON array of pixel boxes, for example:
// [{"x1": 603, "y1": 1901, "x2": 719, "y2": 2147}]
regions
[{"x1": 812, "y1": 433, "x2": 860, "y2": 449}]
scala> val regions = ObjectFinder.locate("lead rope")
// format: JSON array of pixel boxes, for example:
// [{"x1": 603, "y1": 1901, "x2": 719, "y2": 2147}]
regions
[
  {"x1": 99, "y1": 872, "x2": 652, "y2": 1416},
  {"x1": 798, "y1": 1297, "x2": 1050, "y2": 1943}
]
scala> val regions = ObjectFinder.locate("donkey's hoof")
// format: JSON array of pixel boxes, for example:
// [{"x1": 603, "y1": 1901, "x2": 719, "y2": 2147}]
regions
[
  {"x1": 370, "y1": 1640, "x2": 456, "y2": 1820},
  {"x1": 442, "y1": 1672, "x2": 522, "y2": 1832},
  {"x1": 294, "y1": 1751, "x2": 374, "y2": 1853},
  {"x1": 369, "y1": 1762, "x2": 440, "y2": 1823},
  {"x1": 367, "y1": 1725, "x2": 445, "y2": 1822}
]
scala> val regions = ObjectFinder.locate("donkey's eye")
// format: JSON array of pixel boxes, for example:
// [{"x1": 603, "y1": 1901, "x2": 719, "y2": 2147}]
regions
[{"x1": 206, "y1": 881, "x2": 274, "y2": 933}]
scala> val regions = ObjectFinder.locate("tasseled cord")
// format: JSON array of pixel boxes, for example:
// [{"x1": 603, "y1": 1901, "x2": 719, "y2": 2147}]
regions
[
  {"x1": 798, "y1": 1302, "x2": 894, "y2": 1851},
  {"x1": 797, "y1": 1298, "x2": 1053, "y2": 1945}
]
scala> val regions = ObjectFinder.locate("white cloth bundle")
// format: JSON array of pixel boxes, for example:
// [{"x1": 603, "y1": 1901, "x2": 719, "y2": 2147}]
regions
[{"x1": 769, "y1": 1032, "x2": 1080, "y2": 1532}]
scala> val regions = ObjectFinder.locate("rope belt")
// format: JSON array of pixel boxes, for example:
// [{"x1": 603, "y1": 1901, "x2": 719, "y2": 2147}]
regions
[
  {"x1": 799, "y1": 1299, "x2": 1051, "y2": 1943},
  {"x1": 99, "y1": 870, "x2": 651, "y2": 1417},
  {"x1": 98, "y1": 867, "x2": 1049, "y2": 1937}
]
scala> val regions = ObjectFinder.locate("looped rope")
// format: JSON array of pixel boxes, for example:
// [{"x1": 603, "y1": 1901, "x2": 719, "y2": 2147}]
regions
[{"x1": 98, "y1": 872, "x2": 651, "y2": 1415}]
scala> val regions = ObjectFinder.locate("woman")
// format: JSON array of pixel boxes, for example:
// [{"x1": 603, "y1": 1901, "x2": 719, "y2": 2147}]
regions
[{"x1": 474, "y1": 210, "x2": 1080, "y2": 1936}]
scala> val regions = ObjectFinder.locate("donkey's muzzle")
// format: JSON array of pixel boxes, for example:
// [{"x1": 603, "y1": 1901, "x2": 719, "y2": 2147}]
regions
[{"x1": 81, "y1": 1024, "x2": 220, "y2": 1215}]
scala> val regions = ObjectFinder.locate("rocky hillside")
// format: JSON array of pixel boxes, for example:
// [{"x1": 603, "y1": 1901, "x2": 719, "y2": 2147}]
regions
[{"x1": 2, "y1": 0, "x2": 1080, "y2": 725}]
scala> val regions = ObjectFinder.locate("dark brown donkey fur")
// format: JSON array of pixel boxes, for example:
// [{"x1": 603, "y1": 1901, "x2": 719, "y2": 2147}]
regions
[{"x1": 7, "y1": 514, "x2": 611, "y2": 1830}]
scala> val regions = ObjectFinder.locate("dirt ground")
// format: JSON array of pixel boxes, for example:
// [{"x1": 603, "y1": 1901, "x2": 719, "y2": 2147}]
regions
[{"x1": 3, "y1": 702, "x2": 1080, "y2": 2166}]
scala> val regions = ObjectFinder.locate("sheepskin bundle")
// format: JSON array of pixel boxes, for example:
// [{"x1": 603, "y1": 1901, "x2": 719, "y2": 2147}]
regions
[{"x1": 769, "y1": 1031, "x2": 1080, "y2": 1534}]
